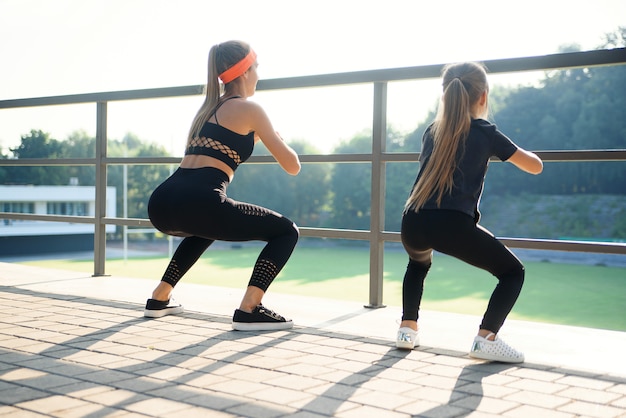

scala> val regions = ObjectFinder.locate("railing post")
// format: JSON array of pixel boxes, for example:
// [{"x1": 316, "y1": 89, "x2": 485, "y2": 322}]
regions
[
  {"x1": 93, "y1": 101, "x2": 108, "y2": 276},
  {"x1": 366, "y1": 82, "x2": 388, "y2": 308}
]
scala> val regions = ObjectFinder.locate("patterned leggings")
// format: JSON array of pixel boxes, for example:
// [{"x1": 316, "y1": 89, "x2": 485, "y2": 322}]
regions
[
  {"x1": 400, "y1": 209, "x2": 524, "y2": 333},
  {"x1": 148, "y1": 167, "x2": 299, "y2": 292}
]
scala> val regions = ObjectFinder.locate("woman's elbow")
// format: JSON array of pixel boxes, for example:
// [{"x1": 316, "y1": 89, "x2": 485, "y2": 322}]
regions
[
  {"x1": 285, "y1": 160, "x2": 301, "y2": 176},
  {"x1": 531, "y1": 159, "x2": 543, "y2": 175}
]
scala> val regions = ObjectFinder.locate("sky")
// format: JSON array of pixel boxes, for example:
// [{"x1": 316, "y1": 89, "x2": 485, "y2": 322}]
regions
[{"x1": 0, "y1": 0, "x2": 624, "y2": 154}]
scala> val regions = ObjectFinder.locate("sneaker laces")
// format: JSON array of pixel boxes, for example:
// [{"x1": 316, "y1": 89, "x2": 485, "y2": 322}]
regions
[{"x1": 257, "y1": 305, "x2": 285, "y2": 321}]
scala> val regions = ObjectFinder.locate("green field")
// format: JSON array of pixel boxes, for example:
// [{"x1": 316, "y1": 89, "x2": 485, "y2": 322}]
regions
[{"x1": 21, "y1": 246, "x2": 626, "y2": 332}]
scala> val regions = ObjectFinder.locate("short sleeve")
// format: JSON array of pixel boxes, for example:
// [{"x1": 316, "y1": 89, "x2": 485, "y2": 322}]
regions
[{"x1": 492, "y1": 127, "x2": 518, "y2": 161}]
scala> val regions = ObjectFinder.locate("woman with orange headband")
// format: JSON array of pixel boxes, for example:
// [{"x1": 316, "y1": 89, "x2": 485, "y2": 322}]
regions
[{"x1": 144, "y1": 40, "x2": 301, "y2": 331}]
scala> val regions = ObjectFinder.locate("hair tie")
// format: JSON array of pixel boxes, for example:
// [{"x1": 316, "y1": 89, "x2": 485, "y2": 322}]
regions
[{"x1": 219, "y1": 50, "x2": 257, "y2": 84}]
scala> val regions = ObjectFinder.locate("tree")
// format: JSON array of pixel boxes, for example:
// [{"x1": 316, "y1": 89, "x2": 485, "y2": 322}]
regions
[
  {"x1": 106, "y1": 133, "x2": 173, "y2": 220},
  {"x1": 324, "y1": 131, "x2": 372, "y2": 230},
  {"x1": 6, "y1": 130, "x2": 68, "y2": 185}
]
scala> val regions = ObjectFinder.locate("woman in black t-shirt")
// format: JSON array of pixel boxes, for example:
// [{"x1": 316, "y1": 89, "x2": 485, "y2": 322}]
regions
[{"x1": 396, "y1": 62, "x2": 543, "y2": 363}]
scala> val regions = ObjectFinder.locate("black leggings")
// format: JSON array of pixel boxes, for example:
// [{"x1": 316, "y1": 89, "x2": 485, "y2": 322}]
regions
[
  {"x1": 400, "y1": 209, "x2": 524, "y2": 333},
  {"x1": 148, "y1": 167, "x2": 299, "y2": 292}
]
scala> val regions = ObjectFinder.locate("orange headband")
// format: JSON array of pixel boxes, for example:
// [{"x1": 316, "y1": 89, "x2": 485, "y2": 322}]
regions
[{"x1": 218, "y1": 50, "x2": 257, "y2": 84}]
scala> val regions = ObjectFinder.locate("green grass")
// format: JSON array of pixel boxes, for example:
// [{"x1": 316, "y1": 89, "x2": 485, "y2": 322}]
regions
[{"x1": 21, "y1": 246, "x2": 626, "y2": 331}]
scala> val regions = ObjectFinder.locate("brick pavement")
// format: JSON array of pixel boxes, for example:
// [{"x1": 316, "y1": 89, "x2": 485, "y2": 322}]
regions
[{"x1": 0, "y1": 262, "x2": 625, "y2": 417}]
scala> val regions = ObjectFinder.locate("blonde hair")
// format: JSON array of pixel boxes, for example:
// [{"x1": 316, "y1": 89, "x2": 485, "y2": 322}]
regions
[
  {"x1": 186, "y1": 40, "x2": 252, "y2": 146},
  {"x1": 404, "y1": 62, "x2": 489, "y2": 212}
]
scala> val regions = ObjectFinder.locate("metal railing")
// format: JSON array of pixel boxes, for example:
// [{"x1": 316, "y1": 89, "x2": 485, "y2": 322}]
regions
[{"x1": 2, "y1": 48, "x2": 626, "y2": 307}]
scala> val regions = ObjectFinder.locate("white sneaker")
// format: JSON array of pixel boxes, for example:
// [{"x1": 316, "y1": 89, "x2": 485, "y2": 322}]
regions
[
  {"x1": 469, "y1": 333, "x2": 524, "y2": 363},
  {"x1": 396, "y1": 327, "x2": 419, "y2": 350}
]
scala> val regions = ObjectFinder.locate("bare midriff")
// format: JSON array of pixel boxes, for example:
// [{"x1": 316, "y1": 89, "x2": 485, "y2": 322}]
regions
[{"x1": 179, "y1": 154, "x2": 235, "y2": 181}]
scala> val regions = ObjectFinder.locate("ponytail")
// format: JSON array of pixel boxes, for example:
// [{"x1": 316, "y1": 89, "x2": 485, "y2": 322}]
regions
[
  {"x1": 405, "y1": 62, "x2": 488, "y2": 212},
  {"x1": 186, "y1": 41, "x2": 252, "y2": 147}
]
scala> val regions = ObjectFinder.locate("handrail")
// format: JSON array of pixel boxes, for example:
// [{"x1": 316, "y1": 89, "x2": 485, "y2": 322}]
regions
[
  {"x1": 3, "y1": 149, "x2": 626, "y2": 166},
  {"x1": 1, "y1": 48, "x2": 624, "y2": 108},
  {"x1": 1, "y1": 48, "x2": 625, "y2": 307}
]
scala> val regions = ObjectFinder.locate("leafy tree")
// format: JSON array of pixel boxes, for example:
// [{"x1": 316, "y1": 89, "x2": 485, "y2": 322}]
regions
[
  {"x1": 6, "y1": 130, "x2": 67, "y2": 185},
  {"x1": 325, "y1": 131, "x2": 372, "y2": 230},
  {"x1": 106, "y1": 133, "x2": 173, "y2": 220}
]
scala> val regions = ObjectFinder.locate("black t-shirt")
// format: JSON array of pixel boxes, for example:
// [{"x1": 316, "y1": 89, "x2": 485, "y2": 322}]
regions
[{"x1": 415, "y1": 118, "x2": 518, "y2": 221}]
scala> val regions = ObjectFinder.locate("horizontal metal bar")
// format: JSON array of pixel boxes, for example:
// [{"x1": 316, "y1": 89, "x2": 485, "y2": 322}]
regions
[
  {"x1": 2, "y1": 49, "x2": 623, "y2": 109},
  {"x1": 98, "y1": 217, "x2": 373, "y2": 240},
  {"x1": 101, "y1": 217, "x2": 154, "y2": 227},
  {"x1": 4, "y1": 150, "x2": 624, "y2": 168},
  {"x1": 381, "y1": 230, "x2": 626, "y2": 255},
  {"x1": 3, "y1": 211, "x2": 624, "y2": 255},
  {"x1": 104, "y1": 157, "x2": 181, "y2": 165},
  {"x1": 501, "y1": 237, "x2": 626, "y2": 255},
  {"x1": 0, "y1": 85, "x2": 205, "y2": 109},
  {"x1": 299, "y1": 227, "x2": 371, "y2": 241},
  {"x1": 0, "y1": 158, "x2": 97, "y2": 166},
  {"x1": 259, "y1": 48, "x2": 626, "y2": 90},
  {"x1": 0, "y1": 212, "x2": 95, "y2": 224},
  {"x1": 534, "y1": 150, "x2": 626, "y2": 162}
]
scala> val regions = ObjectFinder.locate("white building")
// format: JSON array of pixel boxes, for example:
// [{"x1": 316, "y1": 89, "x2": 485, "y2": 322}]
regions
[{"x1": 0, "y1": 185, "x2": 116, "y2": 255}]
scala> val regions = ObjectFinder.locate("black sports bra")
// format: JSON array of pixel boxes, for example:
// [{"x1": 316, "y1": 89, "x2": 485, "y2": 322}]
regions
[{"x1": 185, "y1": 96, "x2": 255, "y2": 171}]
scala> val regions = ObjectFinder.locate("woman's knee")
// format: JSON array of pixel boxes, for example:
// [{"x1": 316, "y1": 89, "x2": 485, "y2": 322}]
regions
[
  {"x1": 498, "y1": 263, "x2": 525, "y2": 288},
  {"x1": 279, "y1": 216, "x2": 299, "y2": 244},
  {"x1": 289, "y1": 220, "x2": 300, "y2": 242}
]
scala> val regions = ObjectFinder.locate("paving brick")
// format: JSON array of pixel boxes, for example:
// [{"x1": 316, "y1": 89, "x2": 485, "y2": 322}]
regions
[
  {"x1": 555, "y1": 375, "x2": 615, "y2": 390},
  {"x1": 454, "y1": 381, "x2": 519, "y2": 398},
  {"x1": 360, "y1": 377, "x2": 419, "y2": 394},
  {"x1": 402, "y1": 386, "x2": 466, "y2": 404},
  {"x1": 503, "y1": 390, "x2": 570, "y2": 409},
  {"x1": 412, "y1": 374, "x2": 472, "y2": 391},
  {"x1": 348, "y1": 389, "x2": 414, "y2": 410},
  {"x1": 82, "y1": 388, "x2": 149, "y2": 407},
  {"x1": 505, "y1": 377, "x2": 568, "y2": 394},
  {"x1": 335, "y1": 404, "x2": 409, "y2": 418},
  {"x1": 0, "y1": 405, "x2": 51, "y2": 417},
  {"x1": 558, "y1": 400, "x2": 625, "y2": 417},
  {"x1": 506, "y1": 367, "x2": 565, "y2": 381},
  {"x1": 250, "y1": 385, "x2": 314, "y2": 405},
  {"x1": 609, "y1": 396, "x2": 626, "y2": 408},
  {"x1": 15, "y1": 395, "x2": 90, "y2": 415},
  {"x1": 608, "y1": 383, "x2": 626, "y2": 394},
  {"x1": 226, "y1": 399, "x2": 296, "y2": 418},
  {"x1": 451, "y1": 394, "x2": 520, "y2": 415},
  {"x1": 0, "y1": 267, "x2": 625, "y2": 418},
  {"x1": 0, "y1": 385, "x2": 50, "y2": 404},
  {"x1": 557, "y1": 386, "x2": 623, "y2": 404},
  {"x1": 394, "y1": 398, "x2": 443, "y2": 416},
  {"x1": 503, "y1": 404, "x2": 575, "y2": 417},
  {"x1": 275, "y1": 362, "x2": 335, "y2": 377}
]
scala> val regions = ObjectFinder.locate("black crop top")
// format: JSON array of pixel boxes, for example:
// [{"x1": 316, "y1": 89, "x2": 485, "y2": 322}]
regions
[{"x1": 185, "y1": 97, "x2": 255, "y2": 171}]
